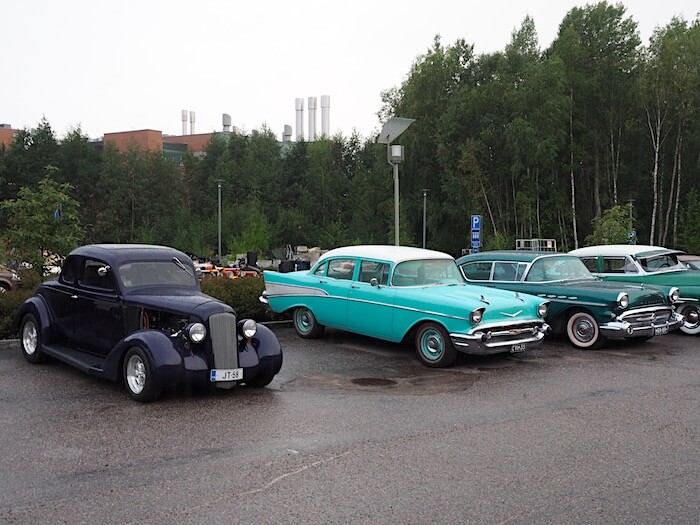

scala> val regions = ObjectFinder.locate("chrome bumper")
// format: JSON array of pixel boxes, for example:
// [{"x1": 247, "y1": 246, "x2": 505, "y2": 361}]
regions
[
  {"x1": 450, "y1": 323, "x2": 550, "y2": 355},
  {"x1": 600, "y1": 311, "x2": 684, "y2": 338}
]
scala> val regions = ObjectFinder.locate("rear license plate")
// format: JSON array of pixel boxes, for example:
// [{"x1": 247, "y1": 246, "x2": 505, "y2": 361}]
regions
[
  {"x1": 510, "y1": 343, "x2": 526, "y2": 353},
  {"x1": 654, "y1": 326, "x2": 668, "y2": 335},
  {"x1": 210, "y1": 368, "x2": 243, "y2": 382}
]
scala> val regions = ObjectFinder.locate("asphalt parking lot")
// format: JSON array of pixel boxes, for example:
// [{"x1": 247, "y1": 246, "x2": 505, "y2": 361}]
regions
[{"x1": 0, "y1": 329, "x2": 698, "y2": 524}]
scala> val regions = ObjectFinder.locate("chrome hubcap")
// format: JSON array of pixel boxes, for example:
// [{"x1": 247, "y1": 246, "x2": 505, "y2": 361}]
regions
[
  {"x1": 126, "y1": 355, "x2": 146, "y2": 394},
  {"x1": 683, "y1": 307, "x2": 700, "y2": 329},
  {"x1": 574, "y1": 317, "x2": 595, "y2": 342},
  {"x1": 420, "y1": 330, "x2": 443, "y2": 360},
  {"x1": 22, "y1": 322, "x2": 37, "y2": 355},
  {"x1": 297, "y1": 310, "x2": 312, "y2": 332}
]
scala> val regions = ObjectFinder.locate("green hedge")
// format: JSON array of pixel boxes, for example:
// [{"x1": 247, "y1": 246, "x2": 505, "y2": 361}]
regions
[
  {"x1": 0, "y1": 276, "x2": 280, "y2": 340},
  {"x1": 0, "y1": 289, "x2": 34, "y2": 339}
]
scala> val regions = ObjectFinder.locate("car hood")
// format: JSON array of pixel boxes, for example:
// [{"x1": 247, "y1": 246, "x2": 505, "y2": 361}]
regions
[
  {"x1": 124, "y1": 290, "x2": 231, "y2": 317},
  {"x1": 549, "y1": 279, "x2": 668, "y2": 306},
  {"x1": 396, "y1": 283, "x2": 544, "y2": 323}
]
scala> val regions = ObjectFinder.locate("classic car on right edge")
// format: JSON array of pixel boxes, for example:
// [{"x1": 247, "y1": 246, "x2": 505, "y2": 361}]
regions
[
  {"x1": 457, "y1": 251, "x2": 683, "y2": 349},
  {"x1": 570, "y1": 245, "x2": 700, "y2": 335}
]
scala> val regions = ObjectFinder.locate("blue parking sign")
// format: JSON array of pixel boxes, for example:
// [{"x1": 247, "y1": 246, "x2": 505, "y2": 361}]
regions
[{"x1": 471, "y1": 215, "x2": 481, "y2": 232}]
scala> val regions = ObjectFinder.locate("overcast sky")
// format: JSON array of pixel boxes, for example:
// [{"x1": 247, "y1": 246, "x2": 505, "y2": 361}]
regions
[{"x1": 2, "y1": 1, "x2": 697, "y2": 142}]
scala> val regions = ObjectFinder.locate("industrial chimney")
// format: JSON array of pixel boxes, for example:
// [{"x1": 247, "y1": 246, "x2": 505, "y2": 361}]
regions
[
  {"x1": 189, "y1": 111, "x2": 196, "y2": 135},
  {"x1": 283, "y1": 124, "x2": 293, "y2": 143},
  {"x1": 321, "y1": 95, "x2": 330, "y2": 137},
  {"x1": 308, "y1": 97, "x2": 317, "y2": 142},
  {"x1": 181, "y1": 109, "x2": 188, "y2": 136},
  {"x1": 222, "y1": 113, "x2": 232, "y2": 132},
  {"x1": 295, "y1": 98, "x2": 304, "y2": 141}
]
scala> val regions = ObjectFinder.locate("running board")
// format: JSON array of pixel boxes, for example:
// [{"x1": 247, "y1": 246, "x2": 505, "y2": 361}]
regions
[{"x1": 42, "y1": 345, "x2": 105, "y2": 376}]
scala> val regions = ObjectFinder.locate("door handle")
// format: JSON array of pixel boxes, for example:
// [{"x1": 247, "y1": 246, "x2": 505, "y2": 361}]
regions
[{"x1": 351, "y1": 285, "x2": 359, "y2": 289}]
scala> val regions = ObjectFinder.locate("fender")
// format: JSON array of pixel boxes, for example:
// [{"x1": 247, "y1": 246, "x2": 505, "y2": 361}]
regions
[
  {"x1": 11, "y1": 296, "x2": 53, "y2": 345},
  {"x1": 101, "y1": 330, "x2": 184, "y2": 386},
  {"x1": 251, "y1": 324, "x2": 282, "y2": 359}
]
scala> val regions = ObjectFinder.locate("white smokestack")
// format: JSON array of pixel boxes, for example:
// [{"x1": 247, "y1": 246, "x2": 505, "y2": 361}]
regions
[
  {"x1": 181, "y1": 109, "x2": 188, "y2": 136},
  {"x1": 222, "y1": 113, "x2": 232, "y2": 132},
  {"x1": 189, "y1": 111, "x2": 195, "y2": 135},
  {"x1": 283, "y1": 124, "x2": 293, "y2": 143},
  {"x1": 295, "y1": 98, "x2": 304, "y2": 141},
  {"x1": 321, "y1": 95, "x2": 330, "y2": 137},
  {"x1": 308, "y1": 97, "x2": 317, "y2": 142}
]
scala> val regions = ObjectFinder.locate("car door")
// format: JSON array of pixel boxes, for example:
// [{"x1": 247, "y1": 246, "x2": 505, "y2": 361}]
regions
[
  {"x1": 311, "y1": 257, "x2": 356, "y2": 328},
  {"x1": 41, "y1": 255, "x2": 80, "y2": 345},
  {"x1": 346, "y1": 260, "x2": 395, "y2": 340},
  {"x1": 69, "y1": 258, "x2": 125, "y2": 355}
]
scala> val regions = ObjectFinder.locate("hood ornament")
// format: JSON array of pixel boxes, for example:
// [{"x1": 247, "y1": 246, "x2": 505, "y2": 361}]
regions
[
  {"x1": 479, "y1": 295, "x2": 490, "y2": 305},
  {"x1": 515, "y1": 292, "x2": 524, "y2": 302},
  {"x1": 500, "y1": 310, "x2": 523, "y2": 318}
]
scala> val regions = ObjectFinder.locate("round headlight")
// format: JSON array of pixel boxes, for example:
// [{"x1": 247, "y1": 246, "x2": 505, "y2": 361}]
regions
[
  {"x1": 242, "y1": 319, "x2": 258, "y2": 339},
  {"x1": 470, "y1": 307, "x2": 484, "y2": 324},
  {"x1": 617, "y1": 293, "x2": 629, "y2": 309},
  {"x1": 669, "y1": 287, "x2": 680, "y2": 303},
  {"x1": 187, "y1": 322, "x2": 207, "y2": 343},
  {"x1": 537, "y1": 302, "x2": 549, "y2": 318}
]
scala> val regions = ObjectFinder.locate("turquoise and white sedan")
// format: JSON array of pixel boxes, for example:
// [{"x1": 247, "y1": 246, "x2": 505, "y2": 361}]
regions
[{"x1": 260, "y1": 246, "x2": 550, "y2": 367}]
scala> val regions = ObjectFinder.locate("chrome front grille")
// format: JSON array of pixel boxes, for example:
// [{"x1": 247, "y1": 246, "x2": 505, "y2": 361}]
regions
[
  {"x1": 484, "y1": 322, "x2": 544, "y2": 346},
  {"x1": 619, "y1": 306, "x2": 672, "y2": 328},
  {"x1": 208, "y1": 312, "x2": 238, "y2": 369}
]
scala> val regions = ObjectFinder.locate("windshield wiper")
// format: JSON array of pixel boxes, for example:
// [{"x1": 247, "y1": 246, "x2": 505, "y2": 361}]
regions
[{"x1": 172, "y1": 257, "x2": 194, "y2": 278}]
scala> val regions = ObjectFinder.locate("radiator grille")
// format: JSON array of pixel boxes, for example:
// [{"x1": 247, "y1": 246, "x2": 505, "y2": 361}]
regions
[
  {"x1": 208, "y1": 313, "x2": 238, "y2": 369},
  {"x1": 620, "y1": 307, "x2": 672, "y2": 328}
]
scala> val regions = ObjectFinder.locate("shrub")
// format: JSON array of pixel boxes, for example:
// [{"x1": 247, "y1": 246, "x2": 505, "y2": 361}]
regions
[
  {"x1": 0, "y1": 289, "x2": 34, "y2": 339},
  {"x1": 200, "y1": 276, "x2": 278, "y2": 321}
]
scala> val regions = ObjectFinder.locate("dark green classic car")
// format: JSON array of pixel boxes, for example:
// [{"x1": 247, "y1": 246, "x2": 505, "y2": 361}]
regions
[{"x1": 456, "y1": 251, "x2": 683, "y2": 349}]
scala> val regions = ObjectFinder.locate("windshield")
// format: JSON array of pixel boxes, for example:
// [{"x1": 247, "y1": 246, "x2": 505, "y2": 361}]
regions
[
  {"x1": 638, "y1": 254, "x2": 686, "y2": 272},
  {"x1": 525, "y1": 256, "x2": 594, "y2": 282},
  {"x1": 392, "y1": 259, "x2": 464, "y2": 286},
  {"x1": 119, "y1": 261, "x2": 198, "y2": 288}
]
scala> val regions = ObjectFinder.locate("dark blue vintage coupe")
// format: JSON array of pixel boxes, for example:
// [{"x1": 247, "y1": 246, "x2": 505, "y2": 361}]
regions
[{"x1": 12, "y1": 244, "x2": 283, "y2": 402}]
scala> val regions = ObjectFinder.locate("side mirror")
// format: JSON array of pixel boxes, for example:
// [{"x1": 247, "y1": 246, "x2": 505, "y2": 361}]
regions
[
  {"x1": 97, "y1": 265, "x2": 111, "y2": 277},
  {"x1": 370, "y1": 277, "x2": 379, "y2": 287}
]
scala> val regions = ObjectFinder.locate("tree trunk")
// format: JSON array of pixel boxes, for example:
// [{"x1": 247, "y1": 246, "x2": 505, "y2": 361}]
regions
[
  {"x1": 662, "y1": 126, "x2": 682, "y2": 246},
  {"x1": 672, "y1": 131, "x2": 683, "y2": 248},
  {"x1": 594, "y1": 147, "x2": 601, "y2": 218},
  {"x1": 569, "y1": 92, "x2": 579, "y2": 249},
  {"x1": 645, "y1": 105, "x2": 661, "y2": 245}
]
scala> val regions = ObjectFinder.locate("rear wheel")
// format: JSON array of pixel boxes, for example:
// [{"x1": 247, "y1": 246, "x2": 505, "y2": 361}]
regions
[
  {"x1": 20, "y1": 313, "x2": 47, "y2": 364},
  {"x1": 123, "y1": 348, "x2": 160, "y2": 402},
  {"x1": 566, "y1": 311, "x2": 606, "y2": 349},
  {"x1": 415, "y1": 322, "x2": 457, "y2": 367},
  {"x1": 293, "y1": 307, "x2": 325, "y2": 339},
  {"x1": 679, "y1": 304, "x2": 700, "y2": 335}
]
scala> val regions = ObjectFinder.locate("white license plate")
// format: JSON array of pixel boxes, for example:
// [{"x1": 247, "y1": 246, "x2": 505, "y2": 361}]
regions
[
  {"x1": 510, "y1": 343, "x2": 526, "y2": 353},
  {"x1": 210, "y1": 368, "x2": 243, "y2": 382},
  {"x1": 654, "y1": 326, "x2": 668, "y2": 335}
]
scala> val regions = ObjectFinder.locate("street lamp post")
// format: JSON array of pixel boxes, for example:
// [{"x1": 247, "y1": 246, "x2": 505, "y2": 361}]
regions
[
  {"x1": 217, "y1": 179, "x2": 222, "y2": 264},
  {"x1": 421, "y1": 189, "x2": 429, "y2": 249},
  {"x1": 377, "y1": 117, "x2": 415, "y2": 246}
]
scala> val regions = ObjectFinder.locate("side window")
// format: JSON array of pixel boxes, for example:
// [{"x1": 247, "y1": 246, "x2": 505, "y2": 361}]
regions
[
  {"x1": 460, "y1": 261, "x2": 492, "y2": 281},
  {"x1": 327, "y1": 258, "x2": 356, "y2": 280},
  {"x1": 493, "y1": 262, "x2": 518, "y2": 281},
  {"x1": 516, "y1": 263, "x2": 527, "y2": 280},
  {"x1": 80, "y1": 259, "x2": 115, "y2": 291},
  {"x1": 313, "y1": 261, "x2": 328, "y2": 277},
  {"x1": 581, "y1": 257, "x2": 598, "y2": 272},
  {"x1": 602, "y1": 257, "x2": 630, "y2": 274},
  {"x1": 60, "y1": 256, "x2": 77, "y2": 284},
  {"x1": 358, "y1": 261, "x2": 390, "y2": 285}
]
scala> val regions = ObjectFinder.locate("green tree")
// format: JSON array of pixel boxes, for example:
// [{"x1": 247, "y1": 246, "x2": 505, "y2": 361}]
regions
[
  {"x1": 585, "y1": 203, "x2": 633, "y2": 245},
  {"x1": 1, "y1": 177, "x2": 84, "y2": 278}
]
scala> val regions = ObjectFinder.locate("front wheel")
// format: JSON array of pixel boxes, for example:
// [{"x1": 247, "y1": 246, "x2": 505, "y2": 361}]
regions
[
  {"x1": 123, "y1": 347, "x2": 160, "y2": 402},
  {"x1": 20, "y1": 313, "x2": 47, "y2": 364},
  {"x1": 566, "y1": 311, "x2": 606, "y2": 349},
  {"x1": 678, "y1": 304, "x2": 700, "y2": 335},
  {"x1": 293, "y1": 307, "x2": 325, "y2": 339},
  {"x1": 415, "y1": 322, "x2": 457, "y2": 367}
]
